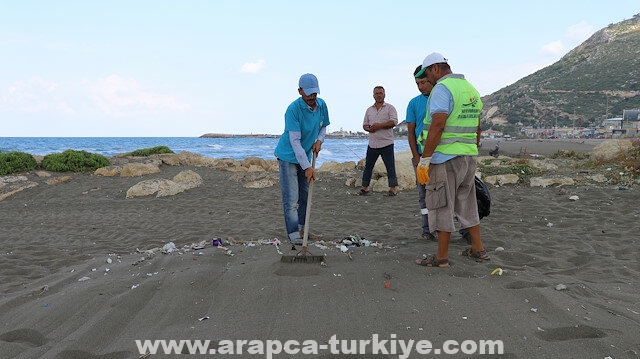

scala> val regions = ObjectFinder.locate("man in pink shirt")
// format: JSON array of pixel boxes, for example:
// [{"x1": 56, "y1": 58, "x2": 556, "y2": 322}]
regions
[{"x1": 356, "y1": 86, "x2": 399, "y2": 197}]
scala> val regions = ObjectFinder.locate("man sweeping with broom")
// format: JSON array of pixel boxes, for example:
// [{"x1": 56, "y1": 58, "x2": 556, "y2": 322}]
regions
[{"x1": 274, "y1": 73, "x2": 330, "y2": 254}]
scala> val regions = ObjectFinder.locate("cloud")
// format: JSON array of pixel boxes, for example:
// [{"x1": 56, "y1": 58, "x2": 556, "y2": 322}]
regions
[
  {"x1": 1, "y1": 77, "x2": 62, "y2": 113},
  {"x1": 88, "y1": 75, "x2": 190, "y2": 116},
  {"x1": 472, "y1": 60, "x2": 554, "y2": 95},
  {"x1": 539, "y1": 21, "x2": 595, "y2": 58},
  {"x1": 540, "y1": 40, "x2": 565, "y2": 56},
  {"x1": 240, "y1": 59, "x2": 266, "y2": 74},
  {"x1": 565, "y1": 21, "x2": 594, "y2": 43},
  {"x1": 0, "y1": 31, "x2": 32, "y2": 45},
  {"x1": 44, "y1": 41, "x2": 74, "y2": 51},
  {"x1": 0, "y1": 75, "x2": 190, "y2": 117}
]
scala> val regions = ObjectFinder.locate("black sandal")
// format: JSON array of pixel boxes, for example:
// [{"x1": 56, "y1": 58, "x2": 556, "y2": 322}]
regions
[
  {"x1": 415, "y1": 254, "x2": 449, "y2": 267},
  {"x1": 355, "y1": 188, "x2": 370, "y2": 196},
  {"x1": 460, "y1": 248, "x2": 490, "y2": 260}
]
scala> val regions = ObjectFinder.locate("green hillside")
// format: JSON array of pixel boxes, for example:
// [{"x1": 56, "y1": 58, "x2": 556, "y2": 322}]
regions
[{"x1": 482, "y1": 13, "x2": 640, "y2": 134}]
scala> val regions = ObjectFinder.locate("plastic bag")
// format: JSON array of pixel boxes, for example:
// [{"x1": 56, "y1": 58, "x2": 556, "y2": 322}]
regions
[{"x1": 475, "y1": 176, "x2": 491, "y2": 219}]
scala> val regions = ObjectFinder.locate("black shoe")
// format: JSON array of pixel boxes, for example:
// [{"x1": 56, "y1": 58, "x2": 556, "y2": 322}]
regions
[{"x1": 421, "y1": 232, "x2": 437, "y2": 241}]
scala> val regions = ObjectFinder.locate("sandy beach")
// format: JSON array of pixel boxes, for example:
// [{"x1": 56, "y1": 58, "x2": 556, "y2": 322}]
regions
[{"x1": 1, "y1": 139, "x2": 639, "y2": 358}]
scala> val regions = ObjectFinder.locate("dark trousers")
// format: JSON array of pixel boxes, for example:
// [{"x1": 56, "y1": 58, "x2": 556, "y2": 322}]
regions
[{"x1": 362, "y1": 144, "x2": 398, "y2": 187}]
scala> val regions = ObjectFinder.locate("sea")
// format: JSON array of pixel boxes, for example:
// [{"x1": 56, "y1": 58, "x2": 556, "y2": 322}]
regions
[{"x1": 0, "y1": 137, "x2": 411, "y2": 167}]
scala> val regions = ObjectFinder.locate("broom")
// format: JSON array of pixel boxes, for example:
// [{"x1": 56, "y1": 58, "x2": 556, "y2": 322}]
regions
[{"x1": 281, "y1": 152, "x2": 324, "y2": 263}]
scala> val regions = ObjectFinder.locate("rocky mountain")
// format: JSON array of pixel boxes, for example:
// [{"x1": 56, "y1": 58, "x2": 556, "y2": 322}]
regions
[{"x1": 482, "y1": 13, "x2": 640, "y2": 131}]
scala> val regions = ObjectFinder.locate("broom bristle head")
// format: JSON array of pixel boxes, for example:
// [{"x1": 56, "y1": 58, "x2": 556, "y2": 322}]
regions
[{"x1": 280, "y1": 254, "x2": 325, "y2": 263}]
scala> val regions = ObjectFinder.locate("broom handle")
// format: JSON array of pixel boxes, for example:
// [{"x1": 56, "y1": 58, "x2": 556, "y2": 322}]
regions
[{"x1": 301, "y1": 152, "x2": 316, "y2": 248}]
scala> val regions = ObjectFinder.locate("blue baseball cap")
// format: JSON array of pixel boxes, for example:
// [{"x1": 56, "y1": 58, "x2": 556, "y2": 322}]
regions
[{"x1": 299, "y1": 73, "x2": 320, "y2": 95}]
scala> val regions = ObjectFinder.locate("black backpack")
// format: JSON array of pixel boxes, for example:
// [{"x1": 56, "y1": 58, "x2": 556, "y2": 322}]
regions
[{"x1": 475, "y1": 176, "x2": 491, "y2": 219}]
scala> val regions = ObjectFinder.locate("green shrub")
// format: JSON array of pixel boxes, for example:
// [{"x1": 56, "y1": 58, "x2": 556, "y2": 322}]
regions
[
  {"x1": 481, "y1": 158, "x2": 511, "y2": 166},
  {"x1": 550, "y1": 150, "x2": 590, "y2": 160},
  {"x1": 41, "y1": 149, "x2": 111, "y2": 172},
  {"x1": 0, "y1": 151, "x2": 38, "y2": 175},
  {"x1": 621, "y1": 145, "x2": 640, "y2": 178},
  {"x1": 590, "y1": 142, "x2": 640, "y2": 183},
  {"x1": 479, "y1": 159, "x2": 542, "y2": 184},
  {"x1": 122, "y1": 146, "x2": 174, "y2": 157}
]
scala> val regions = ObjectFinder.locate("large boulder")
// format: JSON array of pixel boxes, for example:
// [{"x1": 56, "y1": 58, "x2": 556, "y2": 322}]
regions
[
  {"x1": 34, "y1": 171, "x2": 51, "y2": 178},
  {"x1": 318, "y1": 161, "x2": 356, "y2": 173},
  {"x1": 242, "y1": 157, "x2": 278, "y2": 172},
  {"x1": 120, "y1": 162, "x2": 161, "y2": 177},
  {"x1": 485, "y1": 174, "x2": 519, "y2": 186},
  {"x1": 591, "y1": 140, "x2": 633, "y2": 161},
  {"x1": 95, "y1": 165, "x2": 122, "y2": 177},
  {"x1": 158, "y1": 170, "x2": 203, "y2": 197},
  {"x1": 348, "y1": 150, "x2": 418, "y2": 192},
  {"x1": 172, "y1": 169, "x2": 202, "y2": 183},
  {"x1": 126, "y1": 170, "x2": 203, "y2": 198},
  {"x1": 126, "y1": 178, "x2": 173, "y2": 198},
  {"x1": 243, "y1": 178, "x2": 277, "y2": 188},
  {"x1": 394, "y1": 151, "x2": 417, "y2": 190},
  {"x1": 528, "y1": 159, "x2": 559, "y2": 171},
  {"x1": 45, "y1": 176, "x2": 72, "y2": 186},
  {"x1": 0, "y1": 175, "x2": 29, "y2": 184},
  {"x1": 154, "y1": 151, "x2": 218, "y2": 167},
  {"x1": 211, "y1": 158, "x2": 244, "y2": 171},
  {"x1": 530, "y1": 176, "x2": 575, "y2": 187},
  {"x1": 0, "y1": 175, "x2": 39, "y2": 201}
]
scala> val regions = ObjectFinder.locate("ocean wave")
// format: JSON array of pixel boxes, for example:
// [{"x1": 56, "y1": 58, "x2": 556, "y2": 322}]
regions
[{"x1": 2, "y1": 137, "x2": 410, "y2": 166}]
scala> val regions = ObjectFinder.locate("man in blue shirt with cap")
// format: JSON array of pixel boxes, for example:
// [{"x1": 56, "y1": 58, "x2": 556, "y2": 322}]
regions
[
  {"x1": 406, "y1": 64, "x2": 434, "y2": 240},
  {"x1": 274, "y1": 73, "x2": 330, "y2": 246}
]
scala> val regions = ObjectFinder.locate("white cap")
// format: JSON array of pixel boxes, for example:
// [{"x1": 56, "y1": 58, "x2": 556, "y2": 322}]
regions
[
  {"x1": 422, "y1": 52, "x2": 447, "y2": 68},
  {"x1": 415, "y1": 52, "x2": 448, "y2": 78}
]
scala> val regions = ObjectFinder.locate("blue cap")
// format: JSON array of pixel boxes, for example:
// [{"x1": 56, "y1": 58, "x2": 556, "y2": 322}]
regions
[{"x1": 298, "y1": 73, "x2": 320, "y2": 95}]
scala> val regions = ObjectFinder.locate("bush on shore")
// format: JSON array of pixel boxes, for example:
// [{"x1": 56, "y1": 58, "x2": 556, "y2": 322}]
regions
[
  {"x1": 122, "y1": 146, "x2": 174, "y2": 157},
  {"x1": 478, "y1": 158, "x2": 542, "y2": 184},
  {"x1": 41, "y1": 149, "x2": 111, "y2": 172},
  {"x1": 0, "y1": 151, "x2": 38, "y2": 175},
  {"x1": 0, "y1": 146, "x2": 174, "y2": 175},
  {"x1": 590, "y1": 141, "x2": 640, "y2": 183}
]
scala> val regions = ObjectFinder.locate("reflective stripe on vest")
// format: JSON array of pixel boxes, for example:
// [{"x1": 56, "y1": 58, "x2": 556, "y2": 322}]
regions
[{"x1": 433, "y1": 77, "x2": 482, "y2": 156}]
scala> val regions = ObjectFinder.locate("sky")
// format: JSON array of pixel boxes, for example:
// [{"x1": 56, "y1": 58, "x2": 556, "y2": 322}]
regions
[{"x1": 1, "y1": 1, "x2": 639, "y2": 137}]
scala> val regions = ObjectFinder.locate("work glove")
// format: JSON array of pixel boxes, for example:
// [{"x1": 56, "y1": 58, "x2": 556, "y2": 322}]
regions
[{"x1": 416, "y1": 156, "x2": 431, "y2": 185}]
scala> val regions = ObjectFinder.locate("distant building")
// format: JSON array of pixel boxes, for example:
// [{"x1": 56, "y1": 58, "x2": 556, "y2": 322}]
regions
[
  {"x1": 623, "y1": 109, "x2": 640, "y2": 122},
  {"x1": 392, "y1": 120, "x2": 409, "y2": 137},
  {"x1": 481, "y1": 129, "x2": 504, "y2": 139},
  {"x1": 326, "y1": 129, "x2": 368, "y2": 139},
  {"x1": 602, "y1": 117, "x2": 622, "y2": 129},
  {"x1": 622, "y1": 109, "x2": 639, "y2": 137}
]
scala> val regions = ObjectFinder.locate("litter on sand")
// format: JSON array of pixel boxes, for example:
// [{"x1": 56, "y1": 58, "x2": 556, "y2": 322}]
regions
[
  {"x1": 339, "y1": 235, "x2": 370, "y2": 247},
  {"x1": 491, "y1": 268, "x2": 503, "y2": 276},
  {"x1": 162, "y1": 242, "x2": 178, "y2": 253}
]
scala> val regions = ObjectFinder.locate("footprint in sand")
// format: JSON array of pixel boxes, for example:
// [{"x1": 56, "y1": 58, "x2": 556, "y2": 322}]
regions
[
  {"x1": 505, "y1": 281, "x2": 548, "y2": 290},
  {"x1": 54, "y1": 349, "x2": 132, "y2": 359},
  {"x1": 536, "y1": 325, "x2": 606, "y2": 341},
  {"x1": 0, "y1": 328, "x2": 46, "y2": 347}
]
